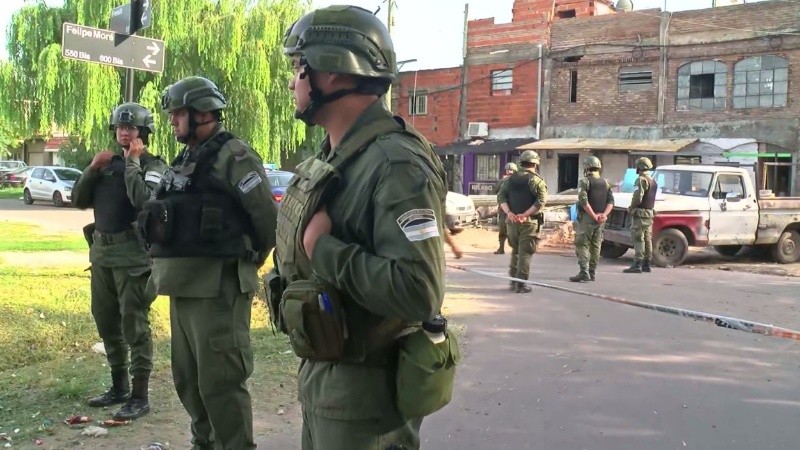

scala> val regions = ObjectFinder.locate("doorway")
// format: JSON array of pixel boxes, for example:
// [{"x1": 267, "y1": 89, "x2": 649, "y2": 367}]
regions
[{"x1": 558, "y1": 154, "x2": 579, "y2": 193}]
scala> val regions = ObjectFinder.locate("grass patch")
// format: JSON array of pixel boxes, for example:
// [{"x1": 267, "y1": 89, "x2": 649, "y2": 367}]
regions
[
  {"x1": 0, "y1": 261, "x2": 299, "y2": 447},
  {"x1": 0, "y1": 222, "x2": 85, "y2": 252},
  {"x1": 0, "y1": 186, "x2": 23, "y2": 199}
]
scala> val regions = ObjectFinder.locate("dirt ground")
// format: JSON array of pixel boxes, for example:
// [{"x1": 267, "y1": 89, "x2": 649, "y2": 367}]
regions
[{"x1": 455, "y1": 222, "x2": 800, "y2": 278}]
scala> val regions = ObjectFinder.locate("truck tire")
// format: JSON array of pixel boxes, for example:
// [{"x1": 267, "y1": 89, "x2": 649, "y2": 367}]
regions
[
  {"x1": 771, "y1": 230, "x2": 800, "y2": 264},
  {"x1": 652, "y1": 228, "x2": 688, "y2": 267},
  {"x1": 600, "y1": 242, "x2": 629, "y2": 259},
  {"x1": 713, "y1": 245, "x2": 742, "y2": 257}
]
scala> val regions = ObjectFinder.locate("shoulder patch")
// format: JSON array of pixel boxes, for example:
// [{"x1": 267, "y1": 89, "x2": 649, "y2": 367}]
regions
[
  {"x1": 237, "y1": 170, "x2": 263, "y2": 194},
  {"x1": 144, "y1": 171, "x2": 162, "y2": 184},
  {"x1": 397, "y1": 209, "x2": 440, "y2": 242}
]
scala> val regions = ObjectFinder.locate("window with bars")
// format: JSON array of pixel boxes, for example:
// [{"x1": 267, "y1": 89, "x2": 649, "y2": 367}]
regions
[
  {"x1": 475, "y1": 155, "x2": 501, "y2": 181},
  {"x1": 676, "y1": 60, "x2": 727, "y2": 111},
  {"x1": 491, "y1": 70, "x2": 513, "y2": 94},
  {"x1": 409, "y1": 91, "x2": 428, "y2": 116},
  {"x1": 733, "y1": 55, "x2": 788, "y2": 109},
  {"x1": 619, "y1": 67, "x2": 653, "y2": 91}
]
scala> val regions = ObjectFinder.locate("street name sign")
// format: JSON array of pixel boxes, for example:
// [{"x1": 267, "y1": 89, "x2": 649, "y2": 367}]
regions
[
  {"x1": 61, "y1": 22, "x2": 165, "y2": 73},
  {"x1": 110, "y1": 0, "x2": 152, "y2": 35}
]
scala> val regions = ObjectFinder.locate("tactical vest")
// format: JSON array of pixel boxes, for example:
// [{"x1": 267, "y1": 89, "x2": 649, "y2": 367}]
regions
[
  {"x1": 144, "y1": 132, "x2": 256, "y2": 259},
  {"x1": 274, "y1": 115, "x2": 447, "y2": 362},
  {"x1": 93, "y1": 153, "x2": 153, "y2": 233},
  {"x1": 506, "y1": 171, "x2": 538, "y2": 214},
  {"x1": 587, "y1": 176, "x2": 609, "y2": 214},
  {"x1": 636, "y1": 175, "x2": 658, "y2": 210}
]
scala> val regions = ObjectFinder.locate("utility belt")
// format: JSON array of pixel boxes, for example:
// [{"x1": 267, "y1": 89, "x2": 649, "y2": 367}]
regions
[
  {"x1": 263, "y1": 270, "x2": 460, "y2": 419},
  {"x1": 90, "y1": 227, "x2": 138, "y2": 246}
]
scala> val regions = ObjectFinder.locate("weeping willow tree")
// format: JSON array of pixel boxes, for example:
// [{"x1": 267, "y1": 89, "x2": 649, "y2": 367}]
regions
[{"x1": 1, "y1": 0, "x2": 311, "y2": 162}]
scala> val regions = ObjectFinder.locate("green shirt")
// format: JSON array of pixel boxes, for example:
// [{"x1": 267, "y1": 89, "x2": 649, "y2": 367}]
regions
[
  {"x1": 298, "y1": 100, "x2": 447, "y2": 420},
  {"x1": 149, "y1": 125, "x2": 278, "y2": 297},
  {"x1": 497, "y1": 168, "x2": 548, "y2": 219}
]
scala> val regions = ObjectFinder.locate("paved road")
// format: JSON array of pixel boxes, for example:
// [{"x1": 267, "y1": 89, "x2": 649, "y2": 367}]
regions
[
  {"x1": 0, "y1": 198, "x2": 91, "y2": 232},
  {"x1": 420, "y1": 250, "x2": 800, "y2": 450}
]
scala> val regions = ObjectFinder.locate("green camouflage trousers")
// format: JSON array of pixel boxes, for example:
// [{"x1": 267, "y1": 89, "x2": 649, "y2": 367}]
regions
[
  {"x1": 301, "y1": 406, "x2": 423, "y2": 450},
  {"x1": 170, "y1": 263, "x2": 255, "y2": 450},
  {"x1": 574, "y1": 216, "x2": 605, "y2": 272},
  {"x1": 631, "y1": 216, "x2": 653, "y2": 261},
  {"x1": 507, "y1": 221, "x2": 540, "y2": 280},
  {"x1": 497, "y1": 212, "x2": 507, "y2": 240},
  {"x1": 90, "y1": 264, "x2": 155, "y2": 376}
]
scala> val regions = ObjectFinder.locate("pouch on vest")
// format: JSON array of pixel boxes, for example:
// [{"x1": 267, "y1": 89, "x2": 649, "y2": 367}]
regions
[
  {"x1": 280, "y1": 279, "x2": 346, "y2": 361},
  {"x1": 82, "y1": 223, "x2": 96, "y2": 247},
  {"x1": 396, "y1": 327, "x2": 460, "y2": 419},
  {"x1": 263, "y1": 269, "x2": 287, "y2": 334},
  {"x1": 138, "y1": 200, "x2": 173, "y2": 245}
]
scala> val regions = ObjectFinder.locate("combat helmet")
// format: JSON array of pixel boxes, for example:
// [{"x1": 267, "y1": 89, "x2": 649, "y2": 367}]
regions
[
  {"x1": 504, "y1": 162, "x2": 518, "y2": 172},
  {"x1": 519, "y1": 150, "x2": 541, "y2": 165},
  {"x1": 161, "y1": 76, "x2": 227, "y2": 113},
  {"x1": 283, "y1": 5, "x2": 397, "y2": 124},
  {"x1": 635, "y1": 157, "x2": 654, "y2": 172},
  {"x1": 108, "y1": 103, "x2": 154, "y2": 133},
  {"x1": 582, "y1": 156, "x2": 602, "y2": 170}
]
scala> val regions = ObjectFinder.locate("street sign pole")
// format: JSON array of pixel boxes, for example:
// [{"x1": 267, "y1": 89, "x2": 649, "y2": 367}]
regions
[{"x1": 124, "y1": 0, "x2": 140, "y2": 102}]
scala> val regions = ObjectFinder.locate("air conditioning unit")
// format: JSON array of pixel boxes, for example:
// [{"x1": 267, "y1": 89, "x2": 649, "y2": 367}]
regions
[{"x1": 467, "y1": 122, "x2": 489, "y2": 138}]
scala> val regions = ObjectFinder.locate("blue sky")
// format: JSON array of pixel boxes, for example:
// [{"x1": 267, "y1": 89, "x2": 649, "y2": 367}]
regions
[{"x1": 1, "y1": 0, "x2": 763, "y2": 68}]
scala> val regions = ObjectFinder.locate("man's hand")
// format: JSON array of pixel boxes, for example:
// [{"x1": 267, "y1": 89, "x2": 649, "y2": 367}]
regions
[
  {"x1": 507, "y1": 212, "x2": 518, "y2": 223},
  {"x1": 90, "y1": 151, "x2": 114, "y2": 170},
  {"x1": 124, "y1": 138, "x2": 145, "y2": 159},
  {"x1": 303, "y1": 208, "x2": 332, "y2": 259}
]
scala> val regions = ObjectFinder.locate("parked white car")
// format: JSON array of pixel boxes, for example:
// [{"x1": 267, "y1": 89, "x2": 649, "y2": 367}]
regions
[
  {"x1": 446, "y1": 191, "x2": 478, "y2": 231},
  {"x1": 23, "y1": 166, "x2": 82, "y2": 207}
]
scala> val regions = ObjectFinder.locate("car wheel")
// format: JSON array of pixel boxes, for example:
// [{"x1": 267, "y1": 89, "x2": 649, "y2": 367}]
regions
[
  {"x1": 652, "y1": 228, "x2": 689, "y2": 267},
  {"x1": 600, "y1": 242, "x2": 629, "y2": 259},
  {"x1": 23, "y1": 188, "x2": 34, "y2": 205},
  {"x1": 771, "y1": 230, "x2": 800, "y2": 264},
  {"x1": 713, "y1": 245, "x2": 742, "y2": 257},
  {"x1": 53, "y1": 191, "x2": 65, "y2": 207}
]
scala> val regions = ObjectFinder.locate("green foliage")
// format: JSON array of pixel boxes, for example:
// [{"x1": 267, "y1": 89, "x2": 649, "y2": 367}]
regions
[
  {"x1": 56, "y1": 134, "x2": 96, "y2": 169},
  {"x1": 0, "y1": 222, "x2": 86, "y2": 251},
  {"x1": 1, "y1": 0, "x2": 312, "y2": 163}
]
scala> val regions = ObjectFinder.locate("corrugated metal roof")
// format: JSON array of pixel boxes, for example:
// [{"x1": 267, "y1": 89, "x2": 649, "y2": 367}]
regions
[
  {"x1": 516, "y1": 138, "x2": 697, "y2": 152},
  {"x1": 435, "y1": 138, "x2": 533, "y2": 156}
]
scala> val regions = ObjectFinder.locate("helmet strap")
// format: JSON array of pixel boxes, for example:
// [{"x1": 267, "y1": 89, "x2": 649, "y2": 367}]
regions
[{"x1": 295, "y1": 66, "x2": 363, "y2": 126}]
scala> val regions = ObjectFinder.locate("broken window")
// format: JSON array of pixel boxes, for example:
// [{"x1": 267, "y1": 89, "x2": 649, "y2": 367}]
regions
[
  {"x1": 676, "y1": 60, "x2": 727, "y2": 111},
  {"x1": 733, "y1": 55, "x2": 788, "y2": 109},
  {"x1": 569, "y1": 70, "x2": 578, "y2": 103},
  {"x1": 556, "y1": 9, "x2": 576, "y2": 18},
  {"x1": 619, "y1": 67, "x2": 653, "y2": 91}
]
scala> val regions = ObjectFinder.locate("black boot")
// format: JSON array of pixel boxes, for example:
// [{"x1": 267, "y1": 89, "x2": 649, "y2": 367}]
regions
[
  {"x1": 641, "y1": 260, "x2": 652, "y2": 273},
  {"x1": 569, "y1": 270, "x2": 591, "y2": 282},
  {"x1": 494, "y1": 237, "x2": 506, "y2": 255},
  {"x1": 623, "y1": 260, "x2": 642, "y2": 273},
  {"x1": 114, "y1": 375, "x2": 150, "y2": 420},
  {"x1": 516, "y1": 282, "x2": 532, "y2": 293},
  {"x1": 88, "y1": 370, "x2": 130, "y2": 407},
  {"x1": 588, "y1": 268, "x2": 596, "y2": 281}
]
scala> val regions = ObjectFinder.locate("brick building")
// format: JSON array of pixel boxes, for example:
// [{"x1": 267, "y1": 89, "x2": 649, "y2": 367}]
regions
[
  {"x1": 393, "y1": 0, "x2": 616, "y2": 193},
  {"x1": 536, "y1": 0, "x2": 800, "y2": 196}
]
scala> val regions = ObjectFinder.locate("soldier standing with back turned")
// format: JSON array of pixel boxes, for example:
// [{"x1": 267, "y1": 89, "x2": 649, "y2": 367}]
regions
[
  {"x1": 498, "y1": 150, "x2": 548, "y2": 293},
  {"x1": 72, "y1": 103, "x2": 167, "y2": 420},
  {"x1": 494, "y1": 162, "x2": 517, "y2": 254},
  {"x1": 569, "y1": 156, "x2": 614, "y2": 282},
  {"x1": 624, "y1": 157, "x2": 658, "y2": 273},
  {"x1": 142, "y1": 76, "x2": 277, "y2": 449}
]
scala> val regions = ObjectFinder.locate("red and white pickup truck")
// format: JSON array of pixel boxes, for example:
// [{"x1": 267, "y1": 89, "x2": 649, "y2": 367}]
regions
[{"x1": 601, "y1": 165, "x2": 800, "y2": 267}]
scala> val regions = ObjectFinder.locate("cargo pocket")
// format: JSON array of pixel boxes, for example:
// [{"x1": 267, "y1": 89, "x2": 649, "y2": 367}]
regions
[
  {"x1": 396, "y1": 328, "x2": 460, "y2": 419},
  {"x1": 208, "y1": 331, "x2": 251, "y2": 385},
  {"x1": 280, "y1": 279, "x2": 345, "y2": 361}
]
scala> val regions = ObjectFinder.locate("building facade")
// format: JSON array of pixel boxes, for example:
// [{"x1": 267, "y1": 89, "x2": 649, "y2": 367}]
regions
[{"x1": 541, "y1": 0, "x2": 800, "y2": 196}]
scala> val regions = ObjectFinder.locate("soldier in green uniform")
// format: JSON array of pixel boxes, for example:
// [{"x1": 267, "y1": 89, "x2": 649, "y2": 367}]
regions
[
  {"x1": 569, "y1": 156, "x2": 614, "y2": 282},
  {"x1": 72, "y1": 103, "x2": 167, "y2": 420},
  {"x1": 498, "y1": 150, "x2": 548, "y2": 293},
  {"x1": 142, "y1": 76, "x2": 277, "y2": 449},
  {"x1": 494, "y1": 162, "x2": 517, "y2": 255},
  {"x1": 624, "y1": 157, "x2": 658, "y2": 274},
  {"x1": 273, "y1": 6, "x2": 450, "y2": 449}
]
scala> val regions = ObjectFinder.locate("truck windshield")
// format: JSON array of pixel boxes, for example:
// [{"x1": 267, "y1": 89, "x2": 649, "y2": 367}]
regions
[{"x1": 652, "y1": 169, "x2": 713, "y2": 197}]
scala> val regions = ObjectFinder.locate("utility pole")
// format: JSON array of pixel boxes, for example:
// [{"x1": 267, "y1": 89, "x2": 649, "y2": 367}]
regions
[
  {"x1": 455, "y1": 2, "x2": 469, "y2": 194},
  {"x1": 384, "y1": 0, "x2": 395, "y2": 111}
]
